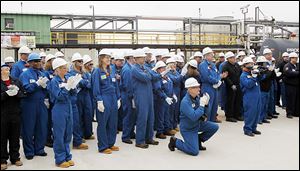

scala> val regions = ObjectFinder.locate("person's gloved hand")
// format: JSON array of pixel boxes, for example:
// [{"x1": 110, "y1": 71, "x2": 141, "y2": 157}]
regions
[
  {"x1": 173, "y1": 94, "x2": 178, "y2": 103},
  {"x1": 44, "y1": 99, "x2": 50, "y2": 109},
  {"x1": 132, "y1": 99, "x2": 136, "y2": 109},
  {"x1": 40, "y1": 77, "x2": 49, "y2": 88},
  {"x1": 71, "y1": 74, "x2": 83, "y2": 89},
  {"x1": 276, "y1": 72, "x2": 282, "y2": 77},
  {"x1": 36, "y1": 77, "x2": 44, "y2": 87},
  {"x1": 165, "y1": 97, "x2": 173, "y2": 105},
  {"x1": 213, "y1": 80, "x2": 222, "y2": 89},
  {"x1": 117, "y1": 99, "x2": 121, "y2": 109},
  {"x1": 200, "y1": 93, "x2": 210, "y2": 107},
  {"x1": 65, "y1": 76, "x2": 75, "y2": 91},
  {"x1": 97, "y1": 101, "x2": 105, "y2": 112},
  {"x1": 161, "y1": 68, "x2": 171, "y2": 77},
  {"x1": 6, "y1": 89, "x2": 18, "y2": 96},
  {"x1": 268, "y1": 65, "x2": 275, "y2": 71},
  {"x1": 231, "y1": 85, "x2": 237, "y2": 91}
]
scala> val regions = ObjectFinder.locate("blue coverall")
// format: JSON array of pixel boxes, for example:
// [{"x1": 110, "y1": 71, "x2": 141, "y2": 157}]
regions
[
  {"x1": 19, "y1": 68, "x2": 48, "y2": 157},
  {"x1": 48, "y1": 75, "x2": 74, "y2": 165},
  {"x1": 132, "y1": 64, "x2": 155, "y2": 145},
  {"x1": 240, "y1": 71, "x2": 261, "y2": 134},
  {"x1": 176, "y1": 93, "x2": 219, "y2": 156},
  {"x1": 199, "y1": 60, "x2": 221, "y2": 122},
  {"x1": 11, "y1": 60, "x2": 28, "y2": 78},
  {"x1": 92, "y1": 67, "x2": 119, "y2": 152}
]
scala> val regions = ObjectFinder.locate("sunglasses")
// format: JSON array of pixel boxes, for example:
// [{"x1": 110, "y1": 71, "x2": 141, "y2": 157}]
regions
[
  {"x1": 88, "y1": 63, "x2": 94, "y2": 66},
  {"x1": 76, "y1": 60, "x2": 83, "y2": 63},
  {"x1": 32, "y1": 60, "x2": 41, "y2": 63}
]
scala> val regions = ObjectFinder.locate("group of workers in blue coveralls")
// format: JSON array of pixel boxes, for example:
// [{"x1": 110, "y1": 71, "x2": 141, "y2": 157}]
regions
[{"x1": 1, "y1": 45, "x2": 299, "y2": 169}]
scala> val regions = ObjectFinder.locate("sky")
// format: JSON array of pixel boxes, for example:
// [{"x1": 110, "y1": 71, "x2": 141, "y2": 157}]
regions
[{"x1": 1, "y1": 1, "x2": 299, "y2": 21}]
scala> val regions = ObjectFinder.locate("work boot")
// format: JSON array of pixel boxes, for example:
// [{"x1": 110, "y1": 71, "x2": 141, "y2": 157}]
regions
[
  {"x1": 253, "y1": 130, "x2": 261, "y2": 135},
  {"x1": 274, "y1": 112, "x2": 280, "y2": 116},
  {"x1": 266, "y1": 116, "x2": 272, "y2": 120},
  {"x1": 156, "y1": 133, "x2": 167, "y2": 139},
  {"x1": 110, "y1": 146, "x2": 120, "y2": 151},
  {"x1": 85, "y1": 135, "x2": 95, "y2": 140},
  {"x1": 82, "y1": 139, "x2": 86, "y2": 143},
  {"x1": 36, "y1": 152, "x2": 47, "y2": 157},
  {"x1": 73, "y1": 143, "x2": 88, "y2": 150},
  {"x1": 100, "y1": 149, "x2": 112, "y2": 154},
  {"x1": 67, "y1": 160, "x2": 75, "y2": 166},
  {"x1": 25, "y1": 156, "x2": 34, "y2": 160},
  {"x1": 244, "y1": 132, "x2": 255, "y2": 137},
  {"x1": 45, "y1": 140, "x2": 53, "y2": 148},
  {"x1": 287, "y1": 115, "x2": 293, "y2": 119},
  {"x1": 235, "y1": 116, "x2": 244, "y2": 121},
  {"x1": 168, "y1": 137, "x2": 177, "y2": 152},
  {"x1": 226, "y1": 117, "x2": 237, "y2": 122},
  {"x1": 146, "y1": 140, "x2": 159, "y2": 145},
  {"x1": 56, "y1": 162, "x2": 70, "y2": 168},
  {"x1": 175, "y1": 127, "x2": 180, "y2": 132},
  {"x1": 262, "y1": 119, "x2": 270, "y2": 123},
  {"x1": 135, "y1": 144, "x2": 149, "y2": 149},
  {"x1": 164, "y1": 130, "x2": 175, "y2": 136},
  {"x1": 271, "y1": 115, "x2": 278, "y2": 119},
  {"x1": 130, "y1": 134, "x2": 136, "y2": 139},
  {"x1": 199, "y1": 142, "x2": 207, "y2": 151},
  {"x1": 12, "y1": 160, "x2": 23, "y2": 166},
  {"x1": 1, "y1": 164, "x2": 8, "y2": 170},
  {"x1": 122, "y1": 139, "x2": 133, "y2": 144}
]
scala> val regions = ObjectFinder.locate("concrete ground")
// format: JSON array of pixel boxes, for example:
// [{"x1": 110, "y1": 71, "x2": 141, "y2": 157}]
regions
[{"x1": 7, "y1": 106, "x2": 299, "y2": 170}]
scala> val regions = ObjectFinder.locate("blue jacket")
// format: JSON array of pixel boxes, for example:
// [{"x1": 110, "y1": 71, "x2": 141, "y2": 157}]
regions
[
  {"x1": 240, "y1": 71, "x2": 261, "y2": 97},
  {"x1": 120, "y1": 62, "x2": 134, "y2": 98},
  {"x1": 180, "y1": 93, "x2": 205, "y2": 132},
  {"x1": 11, "y1": 60, "x2": 28, "y2": 78},
  {"x1": 199, "y1": 60, "x2": 221, "y2": 86},
  {"x1": 131, "y1": 64, "x2": 153, "y2": 99}
]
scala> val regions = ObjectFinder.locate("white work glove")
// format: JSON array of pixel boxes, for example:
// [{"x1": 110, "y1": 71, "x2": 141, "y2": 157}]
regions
[
  {"x1": 36, "y1": 77, "x2": 44, "y2": 87},
  {"x1": 274, "y1": 68, "x2": 280, "y2": 73},
  {"x1": 40, "y1": 77, "x2": 49, "y2": 89},
  {"x1": 44, "y1": 99, "x2": 50, "y2": 109},
  {"x1": 161, "y1": 68, "x2": 171, "y2": 77},
  {"x1": 173, "y1": 94, "x2": 178, "y2": 103},
  {"x1": 251, "y1": 69, "x2": 259, "y2": 78},
  {"x1": 268, "y1": 65, "x2": 275, "y2": 71},
  {"x1": 6, "y1": 89, "x2": 18, "y2": 96},
  {"x1": 117, "y1": 99, "x2": 121, "y2": 109},
  {"x1": 97, "y1": 101, "x2": 105, "y2": 113},
  {"x1": 8, "y1": 85, "x2": 19, "y2": 91},
  {"x1": 180, "y1": 64, "x2": 188, "y2": 76},
  {"x1": 165, "y1": 97, "x2": 173, "y2": 105},
  {"x1": 200, "y1": 93, "x2": 210, "y2": 107},
  {"x1": 65, "y1": 76, "x2": 75, "y2": 91},
  {"x1": 71, "y1": 74, "x2": 83, "y2": 89},
  {"x1": 132, "y1": 99, "x2": 136, "y2": 109},
  {"x1": 231, "y1": 85, "x2": 237, "y2": 91},
  {"x1": 213, "y1": 80, "x2": 222, "y2": 89},
  {"x1": 276, "y1": 72, "x2": 282, "y2": 77}
]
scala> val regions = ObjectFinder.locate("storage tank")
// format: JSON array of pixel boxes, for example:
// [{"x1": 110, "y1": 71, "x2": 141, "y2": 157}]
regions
[{"x1": 260, "y1": 39, "x2": 299, "y2": 59}]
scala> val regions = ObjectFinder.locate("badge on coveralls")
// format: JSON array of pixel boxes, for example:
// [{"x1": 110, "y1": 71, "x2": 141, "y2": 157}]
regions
[
  {"x1": 101, "y1": 75, "x2": 107, "y2": 80},
  {"x1": 112, "y1": 78, "x2": 116, "y2": 82},
  {"x1": 22, "y1": 68, "x2": 28, "y2": 72},
  {"x1": 192, "y1": 103, "x2": 195, "y2": 108},
  {"x1": 29, "y1": 79, "x2": 36, "y2": 83}
]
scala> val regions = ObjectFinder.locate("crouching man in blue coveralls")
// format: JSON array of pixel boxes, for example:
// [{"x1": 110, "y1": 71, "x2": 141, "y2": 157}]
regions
[{"x1": 168, "y1": 78, "x2": 219, "y2": 156}]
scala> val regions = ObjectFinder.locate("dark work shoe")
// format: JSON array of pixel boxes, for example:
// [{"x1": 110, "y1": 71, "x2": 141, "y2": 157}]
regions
[
  {"x1": 146, "y1": 140, "x2": 159, "y2": 145},
  {"x1": 122, "y1": 139, "x2": 133, "y2": 144},
  {"x1": 244, "y1": 132, "x2": 255, "y2": 137},
  {"x1": 26, "y1": 156, "x2": 34, "y2": 160},
  {"x1": 156, "y1": 133, "x2": 167, "y2": 139},
  {"x1": 235, "y1": 116, "x2": 244, "y2": 121},
  {"x1": 168, "y1": 137, "x2": 177, "y2": 152},
  {"x1": 262, "y1": 119, "x2": 270, "y2": 123},
  {"x1": 135, "y1": 144, "x2": 149, "y2": 149},
  {"x1": 226, "y1": 117, "x2": 237, "y2": 122},
  {"x1": 273, "y1": 112, "x2": 280, "y2": 116},
  {"x1": 287, "y1": 115, "x2": 293, "y2": 119},
  {"x1": 253, "y1": 130, "x2": 261, "y2": 135},
  {"x1": 271, "y1": 115, "x2": 278, "y2": 119},
  {"x1": 266, "y1": 116, "x2": 272, "y2": 120},
  {"x1": 36, "y1": 152, "x2": 47, "y2": 157},
  {"x1": 199, "y1": 142, "x2": 207, "y2": 151}
]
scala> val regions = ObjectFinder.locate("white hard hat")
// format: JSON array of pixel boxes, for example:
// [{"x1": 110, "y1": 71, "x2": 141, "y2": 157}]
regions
[
  {"x1": 152, "y1": 61, "x2": 166, "y2": 71},
  {"x1": 114, "y1": 53, "x2": 125, "y2": 61},
  {"x1": 99, "y1": 49, "x2": 111, "y2": 56},
  {"x1": 55, "y1": 51, "x2": 64, "y2": 58},
  {"x1": 218, "y1": 52, "x2": 225, "y2": 57},
  {"x1": 289, "y1": 52, "x2": 298, "y2": 58},
  {"x1": 256, "y1": 56, "x2": 268, "y2": 63},
  {"x1": 249, "y1": 54, "x2": 256, "y2": 59},
  {"x1": 179, "y1": 52, "x2": 185, "y2": 57},
  {"x1": 150, "y1": 55, "x2": 156, "y2": 62},
  {"x1": 83, "y1": 55, "x2": 93, "y2": 65},
  {"x1": 188, "y1": 59, "x2": 198, "y2": 68},
  {"x1": 52, "y1": 58, "x2": 68, "y2": 70},
  {"x1": 18, "y1": 46, "x2": 31, "y2": 54},
  {"x1": 225, "y1": 51, "x2": 235, "y2": 59},
  {"x1": 238, "y1": 51, "x2": 246, "y2": 57},
  {"x1": 282, "y1": 52, "x2": 289, "y2": 57},
  {"x1": 45, "y1": 54, "x2": 56, "y2": 62},
  {"x1": 162, "y1": 53, "x2": 172, "y2": 58},
  {"x1": 166, "y1": 58, "x2": 176, "y2": 64},
  {"x1": 4, "y1": 56, "x2": 15, "y2": 63},
  {"x1": 124, "y1": 50, "x2": 134, "y2": 57},
  {"x1": 143, "y1": 47, "x2": 151, "y2": 54},
  {"x1": 71, "y1": 52, "x2": 83, "y2": 62},
  {"x1": 133, "y1": 49, "x2": 147, "y2": 58},
  {"x1": 271, "y1": 57, "x2": 276, "y2": 61},
  {"x1": 185, "y1": 77, "x2": 200, "y2": 88},
  {"x1": 202, "y1": 47, "x2": 213, "y2": 56},
  {"x1": 242, "y1": 57, "x2": 254, "y2": 65},
  {"x1": 39, "y1": 52, "x2": 47, "y2": 57},
  {"x1": 263, "y1": 48, "x2": 272, "y2": 55},
  {"x1": 189, "y1": 56, "x2": 195, "y2": 60},
  {"x1": 194, "y1": 51, "x2": 203, "y2": 57},
  {"x1": 175, "y1": 55, "x2": 184, "y2": 63}
]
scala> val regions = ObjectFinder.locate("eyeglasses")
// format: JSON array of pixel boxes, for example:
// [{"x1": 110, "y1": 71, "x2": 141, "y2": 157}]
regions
[{"x1": 88, "y1": 63, "x2": 94, "y2": 66}]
